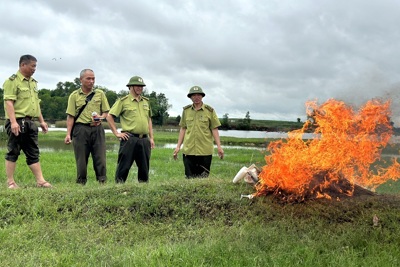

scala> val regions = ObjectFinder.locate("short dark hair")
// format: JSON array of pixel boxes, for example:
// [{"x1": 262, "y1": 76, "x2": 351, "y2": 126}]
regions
[{"x1": 19, "y1": 55, "x2": 37, "y2": 66}]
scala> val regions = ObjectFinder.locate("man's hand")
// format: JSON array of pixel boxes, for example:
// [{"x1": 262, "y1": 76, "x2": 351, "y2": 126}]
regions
[
  {"x1": 218, "y1": 147, "x2": 224, "y2": 159},
  {"x1": 64, "y1": 135, "x2": 72, "y2": 144},
  {"x1": 10, "y1": 121, "x2": 20, "y2": 136},
  {"x1": 150, "y1": 138, "x2": 155, "y2": 149},
  {"x1": 173, "y1": 148, "x2": 180, "y2": 160},
  {"x1": 40, "y1": 121, "x2": 48, "y2": 134},
  {"x1": 115, "y1": 132, "x2": 130, "y2": 141}
]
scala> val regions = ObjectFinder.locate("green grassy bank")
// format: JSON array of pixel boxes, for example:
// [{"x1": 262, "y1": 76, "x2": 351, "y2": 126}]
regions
[{"x1": 0, "y1": 132, "x2": 400, "y2": 266}]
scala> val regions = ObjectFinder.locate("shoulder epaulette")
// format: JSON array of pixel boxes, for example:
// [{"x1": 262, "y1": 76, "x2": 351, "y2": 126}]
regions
[
  {"x1": 95, "y1": 88, "x2": 107, "y2": 94},
  {"x1": 142, "y1": 96, "x2": 149, "y2": 101},
  {"x1": 71, "y1": 89, "x2": 80, "y2": 95},
  {"x1": 8, "y1": 74, "x2": 17, "y2": 81},
  {"x1": 183, "y1": 104, "x2": 192, "y2": 110},
  {"x1": 204, "y1": 104, "x2": 214, "y2": 112},
  {"x1": 120, "y1": 95, "x2": 129, "y2": 101}
]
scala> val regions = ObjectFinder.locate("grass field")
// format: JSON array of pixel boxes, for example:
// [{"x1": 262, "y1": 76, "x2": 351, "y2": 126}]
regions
[{"x1": 0, "y1": 131, "x2": 400, "y2": 266}]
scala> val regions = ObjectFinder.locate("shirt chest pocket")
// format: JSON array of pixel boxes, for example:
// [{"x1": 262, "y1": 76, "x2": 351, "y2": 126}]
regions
[
  {"x1": 186, "y1": 117, "x2": 194, "y2": 127},
  {"x1": 76, "y1": 99, "x2": 86, "y2": 108},
  {"x1": 143, "y1": 106, "x2": 150, "y2": 118},
  {"x1": 126, "y1": 107, "x2": 138, "y2": 117},
  {"x1": 199, "y1": 116, "x2": 210, "y2": 130},
  {"x1": 88, "y1": 98, "x2": 102, "y2": 110},
  {"x1": 17, "y1": 87, "x2": 31, "y2": 99}
]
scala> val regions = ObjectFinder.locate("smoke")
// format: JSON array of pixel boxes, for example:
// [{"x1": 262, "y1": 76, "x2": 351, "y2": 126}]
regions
[
  {"x1": 333, "y1": 68, "x2": 400, "y2": 127},
  {"x1": 384, "y1": 82, "x2": 400, "y2": 127}
]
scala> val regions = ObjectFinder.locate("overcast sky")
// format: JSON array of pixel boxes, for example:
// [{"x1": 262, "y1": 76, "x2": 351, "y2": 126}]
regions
[{"x1": 2, "y1": 0, "x2": 400, "y2": 124}]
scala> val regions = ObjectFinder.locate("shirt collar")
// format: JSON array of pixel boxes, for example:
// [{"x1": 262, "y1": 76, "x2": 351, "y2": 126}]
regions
[
  {"x1": 78, "y1": 88, "x2": 96, "y2": 95},
  {"x1": 130, "y1": 95, "x2": 143, "y2": 102},
  {"x1": 16, "y1": 70, "x2": 37, "y2": 83},
  {"x1": 191, "y1": 103, "x2": 204, "y2": 110}
]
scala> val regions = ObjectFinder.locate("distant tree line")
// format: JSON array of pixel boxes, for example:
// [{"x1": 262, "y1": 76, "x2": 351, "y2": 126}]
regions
[
  {"x1": 220, "y1": 111, "x2": 306, "y2": 132},
  {"x1": 221, "y1": 111, "x2": 252, "y2": 130},
  {"x1": 0, "y1": 78, "x2": 171, "y2": 126}
]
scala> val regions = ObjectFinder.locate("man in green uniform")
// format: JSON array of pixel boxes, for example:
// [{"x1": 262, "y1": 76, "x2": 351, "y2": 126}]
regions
[
  {"x1": 3, "y1": 54, "x2": 52, "y2": 189},
  {"x1": 107, "y1": 76, "x2": 155, "y2": 183},
  {"x1": 64, "y1": 69, "x2": 110, "y2": 185},
  {"x1": 173, "y1": 86, "x2": 224, "y2": 178}
]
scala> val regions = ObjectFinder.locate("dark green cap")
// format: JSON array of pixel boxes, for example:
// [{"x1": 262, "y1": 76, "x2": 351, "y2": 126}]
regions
[
  {"x1": 126, "y1": 76, "x2": 146, "y2": 87},
  {"x1": 187, "y1": 86, "x2": 205, "y2": 98}
]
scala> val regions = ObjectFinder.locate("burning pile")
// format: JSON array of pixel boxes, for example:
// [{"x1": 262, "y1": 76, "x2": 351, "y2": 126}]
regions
[{"x1": 254, "y1": 98, "x2": 400, "y2": 203}]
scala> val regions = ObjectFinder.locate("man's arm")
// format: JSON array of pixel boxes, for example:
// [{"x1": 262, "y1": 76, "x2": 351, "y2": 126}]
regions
[
  {"x1": 5, "y1": 100, "x2": 20, "y2": 136},
  {"x1": 212, "y1": 128, "x2": 224, "y2": 159},
  {"x1": 106, "y1": 114, "x2": 129, "y2": 141},
  {"x1": 173, "y1": 127, "x2": 186, "y2": 160},
  {"x1": 64, "y1": 114, "x2": 75, "y2": 144},
  {"x1": 37, "y1": 110, "x2": 48, "y2": 134},
  {"x1": 148, "y1": 118, "x2": 155, "y2": 149}
]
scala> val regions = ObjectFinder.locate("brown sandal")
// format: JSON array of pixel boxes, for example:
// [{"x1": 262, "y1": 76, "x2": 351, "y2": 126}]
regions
[
  {"x1": 37, "y1": 181, "x2": 53, "y2": 188},
  {"x1": 8, "y1": 182, "x2": 19, "y2": 189}
]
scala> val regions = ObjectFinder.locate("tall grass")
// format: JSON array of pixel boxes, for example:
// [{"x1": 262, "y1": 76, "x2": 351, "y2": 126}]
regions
[{"x1": 0, "y1": 132, "x2": 400, "y2": 266}]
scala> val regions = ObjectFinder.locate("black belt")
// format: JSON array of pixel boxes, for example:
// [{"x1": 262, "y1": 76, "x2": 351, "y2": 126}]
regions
[
  {"x1": 75, "y1": 122, "x2": 96, "y2": 127},
  {"x1": 17, "y1": 116, "x2": 33, "y2": 120},
  {"x1": 124, "y1": 132, "x2": 148, "y2": 138}
]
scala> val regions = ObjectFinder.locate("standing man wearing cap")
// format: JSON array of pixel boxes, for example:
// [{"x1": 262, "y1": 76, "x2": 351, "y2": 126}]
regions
[
  {"x1": 173, "y1": 86, "x2": 224, "y2": 178},
  {"x1": 64, "y1": 69, "x2": 110, "y2": 185},
  {"x1": 3, "y1": 54, "x2": 52, "y2": 188},
  {"x1": 107, "y1": 76, "x2": 155, "y2": 183}
]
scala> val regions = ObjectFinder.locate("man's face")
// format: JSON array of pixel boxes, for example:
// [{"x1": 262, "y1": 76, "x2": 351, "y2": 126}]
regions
[
  {"x1": 20, "y1": 60, "x2": 37, "y2": 78},
  {"x1": 190, "y1": 93, "x2": 203, "y2": 104},
  {"x1": 130, "y1": 85, "x2": 144, "y2": 96},
  {"x1": 80, "y1": 71, "x2": 95, "y2": 90}
]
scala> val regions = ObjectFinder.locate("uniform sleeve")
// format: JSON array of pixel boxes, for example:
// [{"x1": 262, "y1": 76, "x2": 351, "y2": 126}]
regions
[
  {"x1": 66, "y1": 93, "x2": 77, "y2": 116},
  {"x1": 147, "y1": 101, "x2": 153, "y2": 117},
  {"x1": 101, "y1": 91, "x2": 111, "y2": 112},
  {"x1": 2, "y1": 79, "x2": 17, "y2": 101},
  {"x1": 210, "y1": 110, "x2": 221, "y2": 129},
  {"x1": 179, "y1": 110, "x2": 187, "y2": 128},
  {"x1": 109, "y1": 99, "x2": 122, "y2": 117}
]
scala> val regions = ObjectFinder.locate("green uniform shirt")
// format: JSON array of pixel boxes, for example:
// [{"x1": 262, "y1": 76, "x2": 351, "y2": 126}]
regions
[
  {"x1": 179, "y1": 103, "x2": 221, "y2": 155},
  {"x1": 66, "y1": 88, "x2": 110, "y2": 123},
  {"x1": 109, "y1": 95, "x2": 152, "y2": 134},
  {"x1": 3, "y1": 71, "x2": 42, "y2": 119}
]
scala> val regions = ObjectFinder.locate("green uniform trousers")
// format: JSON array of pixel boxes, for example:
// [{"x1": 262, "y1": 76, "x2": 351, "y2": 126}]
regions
[
  {"x1": 5, "y1": 118, "x2": 40, "y2": 165},
  {"x1": 72, "y1": 123, "x2": 107, "y2": 184},
  {"x1": 115, "y1": 134, "x2": 151, "y2": 183},
  {"x1": 182, "y1": 154, "x2": 212, "y2": 178}
]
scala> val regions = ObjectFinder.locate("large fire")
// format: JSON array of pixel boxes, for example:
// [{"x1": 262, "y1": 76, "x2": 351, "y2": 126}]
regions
[{"x1": 254, "y1": 98, "x2": 400, "y2": 202}]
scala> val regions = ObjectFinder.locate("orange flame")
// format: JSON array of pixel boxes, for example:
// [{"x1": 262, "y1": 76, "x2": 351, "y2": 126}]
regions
[{"x1": 254, "y1": 98, "x2": 400, "y2": 202}]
